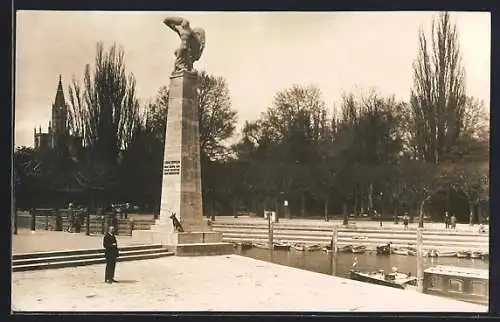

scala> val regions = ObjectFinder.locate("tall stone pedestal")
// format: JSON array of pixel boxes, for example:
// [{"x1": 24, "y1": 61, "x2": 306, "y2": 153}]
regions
[{"x1": 132, "y1": 71, "x2": 232, "y2": 256}]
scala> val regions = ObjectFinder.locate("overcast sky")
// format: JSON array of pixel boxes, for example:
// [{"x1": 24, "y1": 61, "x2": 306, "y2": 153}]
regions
[{"x1": 14, "y1": 11, "x2": 490, "y2": 148}]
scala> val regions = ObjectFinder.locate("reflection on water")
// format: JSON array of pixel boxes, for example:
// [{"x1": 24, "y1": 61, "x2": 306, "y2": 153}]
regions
[{"x1": 236, "y1": 248, "x2": 489, "y2": 278}]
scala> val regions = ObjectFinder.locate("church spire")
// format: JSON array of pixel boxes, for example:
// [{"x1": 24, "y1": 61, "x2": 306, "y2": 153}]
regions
[{"x1": 54, "y1": 74, "x2": 66, "y2": 107}]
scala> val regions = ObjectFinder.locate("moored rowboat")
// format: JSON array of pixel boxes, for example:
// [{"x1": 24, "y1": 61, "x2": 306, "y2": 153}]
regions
[
  {"x1": 340, "y1": 245, "x2": 353, "y2": 253},
  {"x1": 437, "y1": 250, "x2": 457, "y2": 257},
  {"x1": 469, "y1": 251, "x2": 482, "y2": 259},
  {"x1": 291, "y1": 243, "x2": 307, "y2": 251},
  {"x1": 273, "y1": 242, "x2": 291, "y2": 251},
  {"x1": 392, "y1": 248, "x2": 410, "y2": 256},
  {"x1": 457, "y1": 251, "x2": 470, "y2": 258},
  {"x1": 352, "y1": 245, "x2": 367, "y2": 254},
  {"x1": 306, "y1": 244, "x2": 322, "y2": 252},
  {"x1": 350, "y1": 269, "x2": 417, "y2": 290}
]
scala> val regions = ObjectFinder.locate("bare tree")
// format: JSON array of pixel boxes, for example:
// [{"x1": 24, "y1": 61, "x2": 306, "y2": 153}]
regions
[
  {"x1": 68, "y1": 42, "x2": 140, "y2": 164},
  {"x1": 409, "y1": 12, "x2": 467, "y2": 164}
]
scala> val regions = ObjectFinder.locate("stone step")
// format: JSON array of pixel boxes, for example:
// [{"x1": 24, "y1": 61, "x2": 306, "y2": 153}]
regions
[
  {"x1": 213, "y1": 229, "x2": 488, "y2": 241},
  {"x1": 12, "y1": 250, "x2": 174, "y2": 272},
  {"x1": 13, "y1": 248, "x2": 168, "y2": 266},
  {"x1": 219, "y1": 232, "x2": 487, "y2": 244},
  {"x1": 175, "y1": 242, "x2": 234, "y2": 256},
  {"x1": 222, "y1": 237, "x2": 487, "y2": 251},
  {"x1": 12, "y1": 244, "x2": 164, "y2": 260},
  {"x1": 211, "y1": 224, "x2": 485, "y2": 236}
]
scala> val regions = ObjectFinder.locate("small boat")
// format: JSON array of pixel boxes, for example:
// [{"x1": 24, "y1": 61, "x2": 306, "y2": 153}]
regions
[
  {"x1": 306, "y1": 244, "x2": 322, "y2": 252},
  {"x1": 376, "y1": 243, "x2": 391, "y2": 255},
  {"x1": 350, "y1": 269, "x2": 417, "y2": 290},
  {"x1": 273, "y1": 242, "x2": 291, "y2": 251},
  {"x1": 339, "y1": 245, "x2": 353, "y2": 253},
  {"x1": 437, "y1": 250, "x2": 457, "y2": 257},
  {"x1": 469, "y1": 251, "x2": 482, "y2": 259},
  {"x1": 457, "y1": 251, "x2": 471, "y2": 258},
  {"x1": 291, "y1": 243, "x2": 307, "y2": 251},
  {"x1": 351, "y1": 245, "x2": 367, "y2": 254},
  {"x1": 252, "y1": 242, "x2": 270, "y2": 249},
  {"x1": 427, "y1": 249, "x2": 439, "y2": 258},
  {"x1": 352, "y1": 235, "x2": 368, "y2": 240},
  {"x1": 240, "y1": 241, "x2": 253, "y2": 249},
  {"x1": 392, "y1": 248, "x2": 410, "y2": 256}
]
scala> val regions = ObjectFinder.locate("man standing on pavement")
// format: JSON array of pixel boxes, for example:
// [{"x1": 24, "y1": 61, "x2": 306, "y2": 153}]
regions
[
  {"x1": 444, "y1": 211, "x2": 450, "y2": 230},
  {"x1": 103, "y1": 226, "x2": 119, "y2": 283}
]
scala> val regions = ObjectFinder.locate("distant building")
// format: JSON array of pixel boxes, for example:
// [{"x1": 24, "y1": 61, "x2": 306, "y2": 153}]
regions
[{"x1": 33, "y1": 75, "x2": 83, "y2": 156}]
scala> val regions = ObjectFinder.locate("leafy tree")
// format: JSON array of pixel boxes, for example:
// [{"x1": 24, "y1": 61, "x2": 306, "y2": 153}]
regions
[
  {"x1": 13, "y1": 146, "x2": 40, "y2": 208},
  {"x1": 443, "y1": 161, "x2": 488, "y2": 225},
  {"x1": 335, "y1": 90, "x2": 406, "y2": 221},
  {"x1": 198, "y1": 71, "x2": 238, "y2": 161},
  {"x1": 145, "y1": 86, "x2": 169, "y2": 142}
]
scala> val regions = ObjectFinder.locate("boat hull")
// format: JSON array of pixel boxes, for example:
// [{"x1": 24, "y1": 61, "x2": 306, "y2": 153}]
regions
[
  {"x1": 457, "y1": 251, "x2": 471, "y2": 259},
  {"x1": 437, "y1": 251, "x2": 457, "y2": 257},
  {"x1": 340, "y1": 245, "x2": 353, "y2": 252},
  {"x1": 350, "y1": 270, "x2": 406, "y2": 289},
  {"x1": 470, "y1": 252, "x2": 482, "y2": 259},
  {"x1": 352, "y1": 246, "x2": 367, "y2": 254},
  {"x1": 376, "y1": 244, "x2": 391, "y2": 255},
  {"x1": 273, "y1": 243, "x2": 291, "y2": 251}
]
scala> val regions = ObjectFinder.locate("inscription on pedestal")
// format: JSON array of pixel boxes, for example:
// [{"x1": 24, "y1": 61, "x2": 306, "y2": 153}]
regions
[{"x1": 163, "y1": 160, "x2": 181, "y2": 175}]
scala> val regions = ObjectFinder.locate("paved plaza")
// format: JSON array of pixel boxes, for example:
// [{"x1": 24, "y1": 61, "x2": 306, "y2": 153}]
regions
[
  {"x1": 11, "y1": 219, "x2": 489, "y2": 312},
  {"x1": 12, "y1": 254, "x2": 487, "y2": 312}
]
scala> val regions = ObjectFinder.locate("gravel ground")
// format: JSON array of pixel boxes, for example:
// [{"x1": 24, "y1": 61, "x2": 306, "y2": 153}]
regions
[{"x1": 12, "y1": 255, "x2": 487, "y2": 312}]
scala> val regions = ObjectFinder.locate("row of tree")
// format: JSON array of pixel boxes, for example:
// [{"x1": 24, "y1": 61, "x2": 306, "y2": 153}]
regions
[{"x1": 14, "y1": 12, "x2": 489, "y2": 226}]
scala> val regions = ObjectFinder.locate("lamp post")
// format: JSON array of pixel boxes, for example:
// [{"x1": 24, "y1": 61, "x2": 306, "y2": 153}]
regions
[
  {"x1": 277, "y1": 191, "x2": 284, "y2": 223},
  {"x1": 13, "y1": 170, "x2": 18, "y2": 235}
]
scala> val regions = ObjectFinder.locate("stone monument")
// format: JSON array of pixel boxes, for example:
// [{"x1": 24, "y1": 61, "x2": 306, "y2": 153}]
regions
[{"x1": 132, "y1": 17, "x2": 232, "y2": 256}]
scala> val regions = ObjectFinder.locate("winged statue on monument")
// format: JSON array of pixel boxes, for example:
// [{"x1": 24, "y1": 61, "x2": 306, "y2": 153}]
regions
[{"x1": 163, "y1": 17, "x2": 206, "y2": 74}]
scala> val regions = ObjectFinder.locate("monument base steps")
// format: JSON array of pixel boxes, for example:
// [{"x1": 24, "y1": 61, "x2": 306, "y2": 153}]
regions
[{"x1": 132, "y1": 228, "x2": 233, "y2": 256}]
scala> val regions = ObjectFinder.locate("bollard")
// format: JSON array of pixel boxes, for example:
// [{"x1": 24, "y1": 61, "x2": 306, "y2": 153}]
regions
[
  {"x1": 129, "y1": 219, "x2": 135, "y2": 235},
  {"x1": 30, "y1": 209, "x2": 36, "y2": 231},
  {"x1": 85, "y1": 212, "x2": 90, "y2": 236},
  {"x1": 101, "y1": 216, "x2": 105, "y2": 235},
  {"x1": 13, "y1": 208, "x2": 18, "y2": 235},
  {"x1": 75, "y1": 212, "x2": 81, "y2": 233},
  {"x1": 416, "y1": 227, "x2": 424, "y2": 292},
  {"x1": 267, "y1": 213, "x2": 273, "y2": 250},
  {"x1": 112, "y1": 214, "x2": 119, "y2": 235},
  {"x1": 332, "y1": 225, "x2": 338, "y2": 255},
  {"x1": 55, "y1": 211, "x2": 62, "y2": 231}
]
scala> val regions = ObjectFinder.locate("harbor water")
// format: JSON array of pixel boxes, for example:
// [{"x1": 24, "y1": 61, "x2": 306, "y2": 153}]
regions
[{"x1": 235, "y1": 248, "x2": 489, "y2": 279}]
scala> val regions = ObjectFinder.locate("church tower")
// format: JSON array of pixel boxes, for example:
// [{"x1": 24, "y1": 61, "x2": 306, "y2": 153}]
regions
[{"x1": 51, "y1": 75, "x2": 68, "y2": 149}]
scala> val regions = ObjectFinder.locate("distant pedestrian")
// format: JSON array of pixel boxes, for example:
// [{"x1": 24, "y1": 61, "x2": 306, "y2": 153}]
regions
[
  {"x1": 103, "y1": 226, "x2": 119, "y2": 283},
  {"x1": 450, "y1": 214, "x2": 457, "y2": 230},
  {"x1": 444, "y1": 211, "x2": 450, "y2": 230}
]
